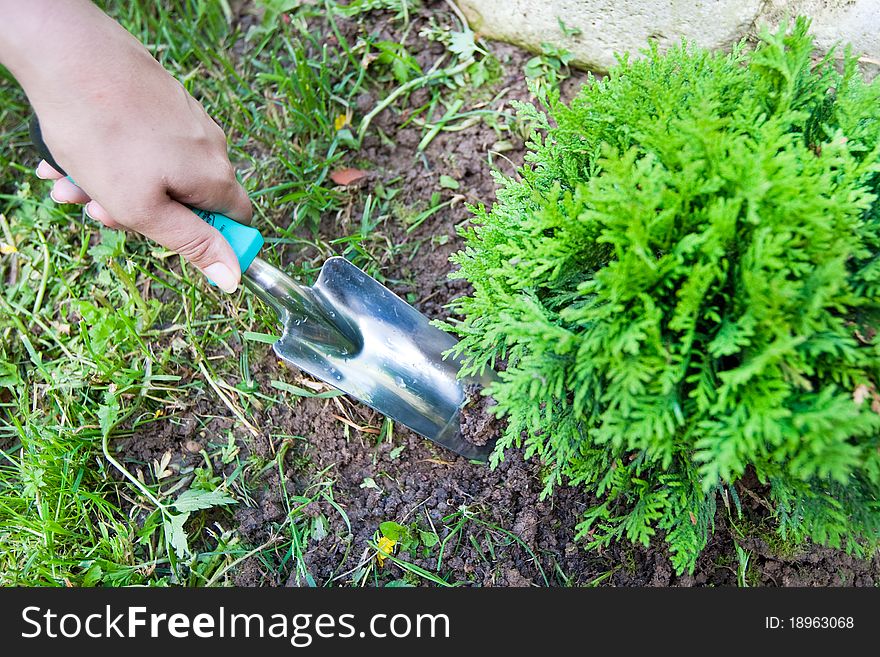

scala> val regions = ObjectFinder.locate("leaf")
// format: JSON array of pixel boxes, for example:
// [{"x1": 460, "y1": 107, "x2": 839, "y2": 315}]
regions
[
  {"x1": 98, "y1": 391, "x2": 120, "y2": 438},
  {"x1": 262, "y1": 0, "x2": 299, "y2": 13},
  {"x1": 439, "y1": 175, "x2": 460, "y2": 190},
  {"x1": 243, "y1": 331, "x2": 279, "y2": 344},
  {"x1": 373, "y1": 40, "x2": 421, "y2": 83},
  {"x1": 81, "y1": 563, "x2": 104, "y2": 586},
  {"x1": 172, "y1": 488, "x2": 236, "y2": 513},
  {"x1": 524, "y1": 56, "x2": 546, "y2": 79},
  {"x1": 154, "y1": 451, "x2": 173, "y2": 479},
  {"x1": 330, "y1": 168, "x2": 368, "y2": 186},
  {"x1": 87, "y1": 227, "x2": 125, "y2": 261},
  {"x1": 0, "y1": 361, "x2": 21, "y2": 388},
  {"x1": 360, "y1": 477, "x2": 381, "y2": 491},
  {"x1": 336, "y1": 128, "x2": 359, "y2": 149},
  {"x1": 78, "y1": 300, "x2": 126, "y2": 353},
  {"x1": 311, "y1": 516, "x2": 327, "y2": 542},
  {"x1": 165, "y1": 512, "x2": 191, "y2": 558},
  {"x1": 557, "y1": 18, "x2": 582, "y2": 38},
  {"x1": 449, "y1": 29, "x2": 477, "y2": 59},
  {"x1": 391, "y1": 58, "x2": 409, "y2": 83},
  {"x1": 379, "y1": 520, "x2": 407, "y2": 541},
  {"x1": 270, "y1": 380, "x2": 345, "y2": 398},
  {"x1": 419, "y1": 530, "x2": 439, "y2": 548}
]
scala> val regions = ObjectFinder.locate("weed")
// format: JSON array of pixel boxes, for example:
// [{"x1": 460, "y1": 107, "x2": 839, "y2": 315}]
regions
[
  {"x1": 523, "y1": 42, "x2": 573, "y2": 91},
  {"x1": 734, "y1": 544, "x2": 751, "y2": 587}
]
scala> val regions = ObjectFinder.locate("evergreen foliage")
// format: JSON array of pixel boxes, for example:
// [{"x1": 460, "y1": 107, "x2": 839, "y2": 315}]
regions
[{"x1": 448, "y1": 19, "x2": 880, "y2": 572}]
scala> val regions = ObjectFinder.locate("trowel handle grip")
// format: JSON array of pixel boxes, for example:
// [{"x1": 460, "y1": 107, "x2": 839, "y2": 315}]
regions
[
  {"x1": 188, "y1": 207, "x2": 264, "y2": 273},
  {"x1": 28, "y1": 114, "x2": 264, "y2": 274}
]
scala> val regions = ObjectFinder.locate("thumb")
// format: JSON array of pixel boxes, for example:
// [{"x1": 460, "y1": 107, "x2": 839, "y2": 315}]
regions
[{"x1": 140, "y1": 199, "x2": 243, "y2": 293}]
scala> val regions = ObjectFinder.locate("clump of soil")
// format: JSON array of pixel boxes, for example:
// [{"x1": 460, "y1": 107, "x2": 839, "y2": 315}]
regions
[{"x1": 459, "y1": 383, "x2": 500, "y2": 447}]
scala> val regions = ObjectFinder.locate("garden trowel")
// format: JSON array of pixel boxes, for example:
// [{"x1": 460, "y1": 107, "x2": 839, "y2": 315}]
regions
[{"x1": 31, "y1": 118, "x2": 494, "y2": 462}]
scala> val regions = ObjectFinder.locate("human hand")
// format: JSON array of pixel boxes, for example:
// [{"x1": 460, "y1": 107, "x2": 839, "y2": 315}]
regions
[{"x1": 1, "y1": 1, "x2": 251, "y2": 292}]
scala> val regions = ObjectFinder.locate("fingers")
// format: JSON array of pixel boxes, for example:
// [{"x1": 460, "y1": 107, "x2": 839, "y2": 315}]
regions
[
  {"x1": 37, "y1": 165, "x2": 121, "y2": 228},
  {"x1": 35, "y1": 158, "x2": 248, "y2": 294},
  {"x1": 36, "y1": 160, "x2": 91, "y2": 204},
  {"x1": 84, "y1": 201, "x2": 124, "y2": 229},
  {"x1": 136, "y1": 199, "x2": 242, "y2": 293},
  {"x1": 35, "y1": 160, "x2": 63, "y2": 180},
  {"x1": 50, "y1": 177, "x2": 91, "y2": 204}
]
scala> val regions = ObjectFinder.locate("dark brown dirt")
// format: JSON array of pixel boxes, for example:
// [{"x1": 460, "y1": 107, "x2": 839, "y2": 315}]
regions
[
  {"x1": 221, "y1": 373, "x2": 880, "y2": 587},
  {"x1": 121, "y1": 1, "x2": 880, "y2": 587},
  {"x1": 459, "y1": 383, "x2": 499, "y2": 447}
]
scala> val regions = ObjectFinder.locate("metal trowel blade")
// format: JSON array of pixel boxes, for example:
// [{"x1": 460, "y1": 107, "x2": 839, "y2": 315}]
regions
[{"x1": 244, "y1": 256, "x2": 496, "y2": 462}]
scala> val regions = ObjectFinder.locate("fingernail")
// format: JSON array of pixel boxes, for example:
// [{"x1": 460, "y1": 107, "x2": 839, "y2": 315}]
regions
[
  {"x1": 49, "y1": 189, "x2": 62, "y2": 203},
  {"x1": 203, "y1": 262, "x2": 239, "y2": 293},
  {"x1": 84, "y1": 202, "x2": 95, "y2": 220},
  {"x1": 35, "y1": 161, "x2": 53, "y2": 179}
]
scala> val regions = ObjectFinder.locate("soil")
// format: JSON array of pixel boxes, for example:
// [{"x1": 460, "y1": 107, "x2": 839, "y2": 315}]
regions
[
  {"x1": 122, "y1": 1, "x2": 879, "y2": 587},
  {"x1": 459, "y1": 384, "x2": 500, "y2": 448}
]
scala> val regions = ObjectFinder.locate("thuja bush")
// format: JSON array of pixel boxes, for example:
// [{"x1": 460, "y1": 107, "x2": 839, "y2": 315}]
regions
[{"x1": 449, "y1": 19, "x2": 880, "y2": 573}]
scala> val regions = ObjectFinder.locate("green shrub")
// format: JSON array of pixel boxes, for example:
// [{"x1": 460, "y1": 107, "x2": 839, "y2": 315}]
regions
[{"x1": 449, "y1": 18, "x2": 880, "y2": 573}]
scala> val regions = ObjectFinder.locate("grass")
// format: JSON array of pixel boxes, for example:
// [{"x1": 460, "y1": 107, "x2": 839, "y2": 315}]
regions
[{"x1": 0, "y1": 0, "x2": 536, "y2": 586}]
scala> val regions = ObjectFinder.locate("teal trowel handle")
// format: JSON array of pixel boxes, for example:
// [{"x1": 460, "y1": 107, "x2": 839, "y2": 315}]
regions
[
  {"x1": 28, "y1": 114, "x2": 264, "y2": 274},
  {"x1": 188, "y1": 208, "x2": 264, "y2": 274}
]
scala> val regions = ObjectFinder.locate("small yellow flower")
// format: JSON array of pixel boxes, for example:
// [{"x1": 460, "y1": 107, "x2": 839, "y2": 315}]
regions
[
  {"x1": 0, "y1": 242, "x2": 17, "y2": 255},
  {"x1": 376, "y1": 535, "x2": 396, "y2": 567},
  {"x1": 334, "y1": 113, "x2": 348, "y2": 131}
]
